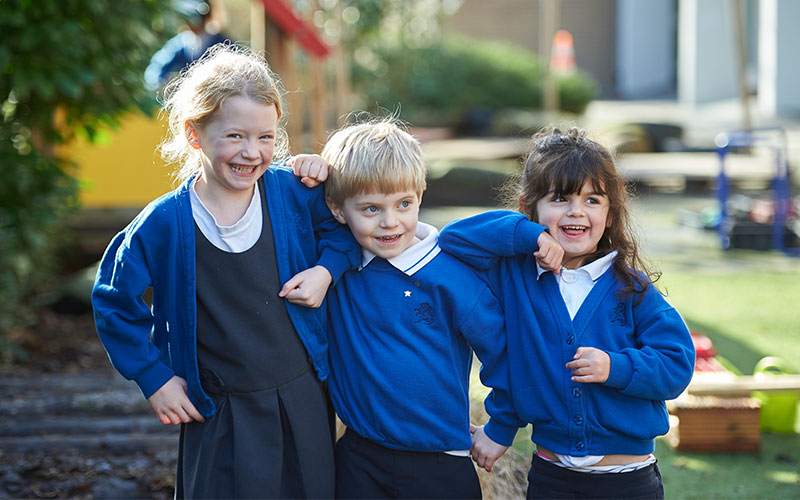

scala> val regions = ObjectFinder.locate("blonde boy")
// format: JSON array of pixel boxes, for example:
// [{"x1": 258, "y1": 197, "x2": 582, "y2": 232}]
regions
[{"x1": 318, "y1": 120, "x2": 515, "y2": 499}]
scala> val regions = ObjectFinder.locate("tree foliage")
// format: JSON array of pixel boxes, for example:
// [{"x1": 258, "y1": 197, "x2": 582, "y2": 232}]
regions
[{"x1": 0, "y1": 0, "x2": 179, "y2": 357}]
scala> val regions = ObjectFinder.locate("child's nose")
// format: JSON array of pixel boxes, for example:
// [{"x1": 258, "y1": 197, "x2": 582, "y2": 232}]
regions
[
  {"x1": 380, "y1": 211, "x2": 398, "y2": 227},
  {"x1": 241, "y1": 140, "x2": 258, "y2": 159},
  {"x1": 567, "y1": 201, "x2": 584, "y2": 216}
]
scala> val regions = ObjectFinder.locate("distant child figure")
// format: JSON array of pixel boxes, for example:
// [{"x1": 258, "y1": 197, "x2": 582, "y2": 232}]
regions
[
  {"x1": 144, "y1": 0, "x2": 229, "y2": 91},
  {"x1": 92, "y1": 45, "x2": 358, "y2": 499},
  {"x1": 315, "y1": 120, "x2": 524, "y2": 499},
  {"x1": 439, "y1": 127, "x2": 695, "y2": 499}
]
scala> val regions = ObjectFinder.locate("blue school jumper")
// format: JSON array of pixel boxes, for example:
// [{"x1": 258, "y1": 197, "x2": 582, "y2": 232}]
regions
[
  {"x1": 91, "y1": 162, "x2": 360, "y2": 419},
  {"x1": 438, "y1": 210, "x2": 695, "y2": 455},
  {"x1": 327, "y1": 222, "x2": 512, "y2": 498}
]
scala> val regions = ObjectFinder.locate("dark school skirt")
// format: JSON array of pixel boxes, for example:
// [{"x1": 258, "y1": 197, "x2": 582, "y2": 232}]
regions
[{"x1": 175, "y1": 368, "x2": 335, "y2": 499}]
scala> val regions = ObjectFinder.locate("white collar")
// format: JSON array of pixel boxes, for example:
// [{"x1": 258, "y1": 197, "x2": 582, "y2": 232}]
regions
[
  {"x1": 190, "y1": 176, "x2": 261, "y2": 235},
  {"x1": 360, "y1": 222, "x2": 441, "y2": 276},
  {"x1": 536, "y1": 250, "x2": 618, "y2": 280}
]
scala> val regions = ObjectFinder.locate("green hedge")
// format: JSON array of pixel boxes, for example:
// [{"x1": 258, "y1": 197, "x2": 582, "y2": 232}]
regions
[{"x1": 352, "y1": 35, "x2": 597, "y2": 127}]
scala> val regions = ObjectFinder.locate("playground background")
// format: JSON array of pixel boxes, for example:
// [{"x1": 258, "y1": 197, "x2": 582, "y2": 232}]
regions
[{"x1": 2, "y1": 0, "x2": 800, "y2": 498}]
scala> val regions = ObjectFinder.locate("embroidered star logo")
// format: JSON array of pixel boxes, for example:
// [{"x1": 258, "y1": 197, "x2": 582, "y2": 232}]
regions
[{"x1": 404, "y1": 290, "x2": 412, "y2": 297}]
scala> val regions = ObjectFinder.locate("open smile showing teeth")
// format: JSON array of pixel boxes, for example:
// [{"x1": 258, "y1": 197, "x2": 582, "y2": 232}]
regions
[
  {"x1": 230, "y1": 164, "x2": 258, "y2": 174},
  {"x1": 376, "y1": 234, "x2": 401, "y2": 243},
  {"x1": 561, "y1": 225, "x2": 588, "y2": 235}
]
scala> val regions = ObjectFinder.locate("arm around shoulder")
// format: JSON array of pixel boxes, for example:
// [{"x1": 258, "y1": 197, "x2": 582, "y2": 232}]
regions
[
  {"x1": 302, "y1": 179, "x2": 360, "y2": 283},
  {"x1": 439, "y1": 210, "x2": 546, "y2": 268}
]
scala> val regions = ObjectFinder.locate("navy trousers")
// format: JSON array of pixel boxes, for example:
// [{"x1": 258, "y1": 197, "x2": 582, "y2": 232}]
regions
[
  {"x1": 526, "y1": 453, "x2": 664, "y2": 499},
  {"x1": 335, "y1": 429, "x2": 482, "y2": 499}
]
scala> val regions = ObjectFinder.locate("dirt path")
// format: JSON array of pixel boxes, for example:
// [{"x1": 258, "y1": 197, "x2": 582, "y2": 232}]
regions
[{"x1": 0, "y1": 312, "x2": 179, "y2": 499}]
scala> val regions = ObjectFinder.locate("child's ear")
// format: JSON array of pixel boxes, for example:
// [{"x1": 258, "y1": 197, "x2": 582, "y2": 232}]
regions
[
  {"x1": 185, "y1": 121, "x2": 202, "y2": 150},
  {"x1": 326, "y1": 199, "x2": 347, "y2": 225},
  {"x1": 518, "y1": 195, "x2": 525, "y2": 213}
]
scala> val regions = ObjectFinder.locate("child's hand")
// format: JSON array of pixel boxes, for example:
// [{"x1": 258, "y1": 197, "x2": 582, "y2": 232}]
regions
[
  {"x1": 470, "y1": 423, "x2": 509, "y2": 472},
  {"x1": 289, "y1": 154, "x2": 329, "y2": 188},
  {"x1": 534, "y1": 231, "x2": 564, "y2": 274},
  {"x1": 566, "y1": 347, "x2": 611, "y2": 383},
  {"x1": 279, "y1": 265, "x2": 333, "y2": 308},
  {"x1": 147, "y1": 376, "x2": 204, "y2": 425}
]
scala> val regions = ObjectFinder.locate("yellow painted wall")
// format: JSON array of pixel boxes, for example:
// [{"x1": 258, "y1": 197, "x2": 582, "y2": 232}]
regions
[{"x1": 65, "y1": 112, "x2": 176, "y2": 209}]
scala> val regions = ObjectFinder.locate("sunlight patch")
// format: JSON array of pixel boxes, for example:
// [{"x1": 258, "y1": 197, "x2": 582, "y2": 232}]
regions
[{"x1": 766, "y1": 470, "x2": 799, "y2": 484}]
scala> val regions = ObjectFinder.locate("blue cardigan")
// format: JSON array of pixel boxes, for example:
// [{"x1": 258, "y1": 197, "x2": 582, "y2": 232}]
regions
[
  {"x1": 92, "y1": 163, "x2": 360, "y2": 418},
  {"x1": 439, "y1": 210, "x2": 695, "y2": 455}
]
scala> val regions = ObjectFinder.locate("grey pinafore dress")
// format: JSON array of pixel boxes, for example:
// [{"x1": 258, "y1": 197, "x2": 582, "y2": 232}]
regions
[{"x1": 176, "y1": 179, "x2": 335, "y2": 499}]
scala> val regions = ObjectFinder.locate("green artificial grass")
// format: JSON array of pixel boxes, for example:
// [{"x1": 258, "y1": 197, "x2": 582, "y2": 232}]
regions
[
  {"x1": 655, "y1": 433, "x2": 800, "y2": 499},
  {"x1": 660, "y1": 270, "x2": 800, "y2": 375},
  {"x1": 656, "y1": 266, "x2": 800, "y2": 498}
]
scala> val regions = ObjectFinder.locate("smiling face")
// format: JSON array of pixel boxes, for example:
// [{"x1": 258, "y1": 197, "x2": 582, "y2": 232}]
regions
[
  {"x1": 329, "y1": 190, "x2": 422, "y2": 260},
  {"x1": 534, "y1": 180, "x2": 612, "y2": 269},
  {"x1": 187, "y1": 95, "x2": 277, "y2": 197}
]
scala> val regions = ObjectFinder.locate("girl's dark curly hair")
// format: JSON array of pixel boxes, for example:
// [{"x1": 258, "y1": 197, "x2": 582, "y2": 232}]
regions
[{"x1": 513, "y1": 126, "x2": 660, "y2": 297}]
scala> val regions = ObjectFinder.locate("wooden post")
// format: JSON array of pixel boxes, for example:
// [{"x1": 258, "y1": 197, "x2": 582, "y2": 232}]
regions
[
  {"x1": 334, "y1": 0, "x2": 351, "y2": 127},
  {"x1": 308, "y1": 0, "x2": 327, "y2": 152},
  {"x1": 250, "y1": 0, "x2": 265, "y2": 54},
  {"x1": 731, "y1": 0, "x2": 753, "y2": 130},
  {"x1": 539, "y1": 0, "x2": 559, "y2": 114},
  {"x1": 284, "y1": 39, "x2": 306, "y2": 154}
]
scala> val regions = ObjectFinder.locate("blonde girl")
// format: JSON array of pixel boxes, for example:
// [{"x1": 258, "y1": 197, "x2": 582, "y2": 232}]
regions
[{"x1": 92, "y1": 44, "x2": 357, "y2": 498}]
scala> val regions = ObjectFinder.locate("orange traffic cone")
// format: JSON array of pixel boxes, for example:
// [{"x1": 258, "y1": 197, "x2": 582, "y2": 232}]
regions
[{"x1": 550, "y1": 29, "x2": 575, "y2": 74}]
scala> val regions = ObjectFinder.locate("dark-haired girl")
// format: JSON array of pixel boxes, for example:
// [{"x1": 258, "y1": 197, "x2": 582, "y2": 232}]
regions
[{"x1": 439, "y1": 127, "x2": 695, "y2": 499}]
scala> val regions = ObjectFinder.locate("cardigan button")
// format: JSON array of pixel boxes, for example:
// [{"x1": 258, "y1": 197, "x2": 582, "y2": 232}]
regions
[
  {"x1": 572, "y1": 387, "x2": 582, "y2": 398},
  {"x1": 566, "y1": 335, "x2": 575, "y2": 345},
  {"x1": 573, "y1": 415, "x2": 584, "y2": 425},
  {"x1": 576, "y1": 441, "x2": 585, "y2": 451}
]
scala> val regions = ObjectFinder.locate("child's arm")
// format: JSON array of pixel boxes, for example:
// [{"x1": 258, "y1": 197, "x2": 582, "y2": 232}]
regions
[
  {"x1": 573, "y1": 287, "x2": 695, "y2": 400},
  {"x1": 470, "y1": 424, "x2": 509, "y2": 472},
  {"x1": 148, "y1": 375, "x2": 205, "y2": 425},
  {"x1": 439, "y1": 210, "x2": 563, "y2": 272},
  {"x1": 92, "y1": 231, "x2": 177, "y2": 407},
  {"x1": 284, "y1": 158, "x2": 360, "y2": 289},
  {"x1": 456, "y1": 276, "x2": 527, "y2": 464},
  {"x1": 278, "y1": 265, "x2": 332, "y2": 307}
]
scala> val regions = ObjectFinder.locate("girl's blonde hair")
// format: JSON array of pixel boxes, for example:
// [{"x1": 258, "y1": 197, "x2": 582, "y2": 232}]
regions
[
  {"x1": 159, "y1": 43, "x2": 289, "y2": 183},
  {"x1": 514, "y1": 126, "x2": 660, "y2": 297},
  {"x1": 322, "y1": 118, "x2": 426, "y2": 206}
]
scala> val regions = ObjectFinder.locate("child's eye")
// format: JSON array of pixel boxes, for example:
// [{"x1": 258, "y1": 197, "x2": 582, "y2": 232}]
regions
[
  {"x1": 587, "y1": 196, "x2": 606, "y2": 205},
  {"x1": 260, "y1": 134, "x2": 274, "y2": 141},
  {"x1": 552, "y1": 195, "x2": 566, "y2": 203},
  {"x1": 399, "y1": 200, "x2": 410, "y2": 208},
  {"x1": 364, "y1": 206, "x2": 379, "y2": 214},
  {"x1": 228, "y1": 133, "x2": 242, "y2": 139}
]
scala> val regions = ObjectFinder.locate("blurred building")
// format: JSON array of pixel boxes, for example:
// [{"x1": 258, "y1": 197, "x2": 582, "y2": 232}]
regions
[{"x1": 443, "y1": 0, "x2": 800, "y2": 117}]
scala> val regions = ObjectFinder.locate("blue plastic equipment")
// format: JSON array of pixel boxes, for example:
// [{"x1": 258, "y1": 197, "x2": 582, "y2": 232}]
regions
[{"x1": 714, "y1": 127, "x2": 798, "y2": 256}]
